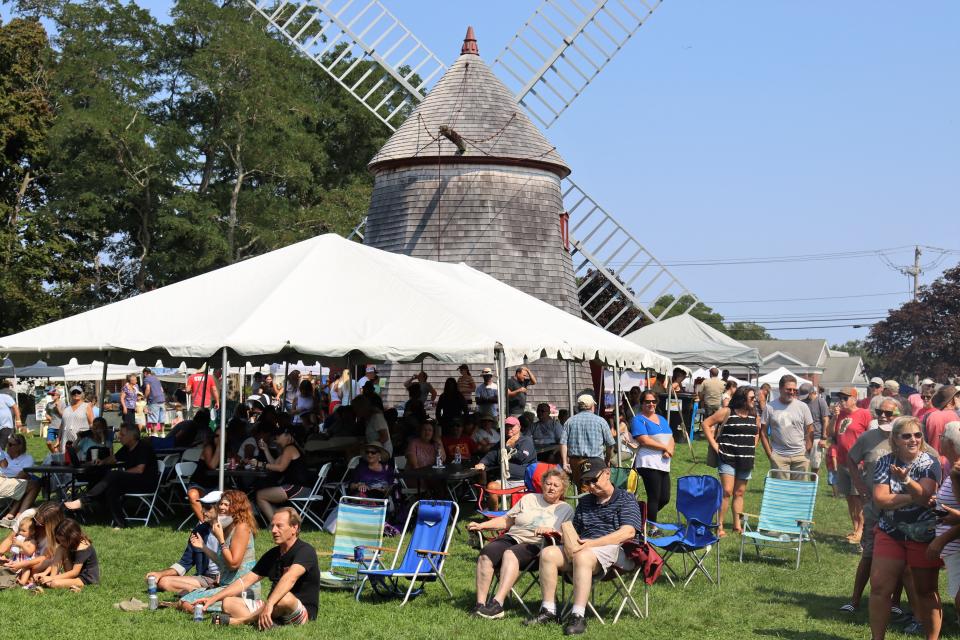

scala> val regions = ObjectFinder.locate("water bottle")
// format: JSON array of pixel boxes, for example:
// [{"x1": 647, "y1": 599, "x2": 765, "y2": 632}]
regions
[
  {"x1": 10, "y1": 545, "x2": 20, "y2": 557},
  {"x1": 193, "y1": 603, "x2": 204, "y2": 622},
  {"x1": 146, "y1": 575, "x2": 157, "y2": 596},
  {"x1": 435, "y1": 452, "x2": 443, "y2": 468},
  {"x1": 149, "y1": 594, "x2": 158, "y2": 610},
  {"x1": 454, "y1": 450, "x2": 462, "y2": 465}
]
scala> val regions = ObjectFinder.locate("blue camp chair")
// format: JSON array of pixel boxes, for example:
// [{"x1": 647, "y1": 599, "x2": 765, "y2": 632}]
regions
[
  {"x1": 739, "y1": 470, "x2": 819, "y2": 569},
  {"x1": 474, "y1": 462, "x2": 558, "y2": 521},
  {"x1": 649, "y1": 475, "x2": 722, "y2": 587},
  {"x1": 356, "y1": 500, "x2": 459, "y2": 606}
]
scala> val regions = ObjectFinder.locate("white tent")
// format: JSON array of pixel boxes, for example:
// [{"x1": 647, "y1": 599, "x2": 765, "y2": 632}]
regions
[
  {"x1": 0, "y1": 234, "x2": 670, "y2": 372},
  {"x1": 690, "y1": 368, "x2": 750, "y2": 388},
  {"x1": 623, "y1": 314, "x2": 761, "y2": 369},
  {"x1": 758, "y1": 366, "x2": 813, "y2": 388}
]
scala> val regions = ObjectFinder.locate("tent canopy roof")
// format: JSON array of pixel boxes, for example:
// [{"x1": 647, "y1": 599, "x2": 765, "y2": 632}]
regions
[
  {"x1": 0, "y1": 234, "x2": 670, "y2": 373},
  {"x1": 623, "y1": 314, "x2": 761, "y2": 369}
]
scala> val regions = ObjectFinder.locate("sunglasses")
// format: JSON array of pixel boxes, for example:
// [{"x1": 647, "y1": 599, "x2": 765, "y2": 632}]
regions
[
  {"x1": 364, "y1": 449, "x2": 380, "y2": 456},
  {"x1": 782, "y1": 388, "x2": 798, "y2": 394},
  {"x1": 878, "y1": 410, "x2": 895, "y2": 417},
  {"x1": 837, "y1": 394, "x2": 850, "y2": 401},
  {"x1": 581, "y1": 471, "x2": 607, "y2": 486},
  {"x1": 71, "y1": 391, "x2": 82, "y2": 395},
  {"x1": 898, "y1": 432, "x2": 923, "y2": 440},
  {"x1": 921, "y1": 395, "x2": 932, "y2": 400},
  {"x1": 641, "y1": 400, "x2": 657, "y2": 405}
]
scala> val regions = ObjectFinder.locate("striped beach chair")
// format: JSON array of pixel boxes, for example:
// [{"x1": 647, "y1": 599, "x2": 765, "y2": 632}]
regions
[
  {"x1": 739, "y1": 470, "x2": 819, "y2": 569},
  {"x1": 318, "y1": 496, "x2": 389, "y2": 590}
]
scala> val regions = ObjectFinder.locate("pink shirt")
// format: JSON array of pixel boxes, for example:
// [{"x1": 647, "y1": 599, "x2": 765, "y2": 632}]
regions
[{"x1": 908, "y1": 393, "x2": 925, "y2": 415}]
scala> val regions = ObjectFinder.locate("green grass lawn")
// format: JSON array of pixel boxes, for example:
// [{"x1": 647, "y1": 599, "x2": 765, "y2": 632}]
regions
[{"x1": 4, "y1": 436, "x2": 948, "y2": 639}]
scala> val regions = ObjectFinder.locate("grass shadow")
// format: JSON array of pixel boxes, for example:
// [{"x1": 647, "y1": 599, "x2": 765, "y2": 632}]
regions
[{"x1": 755, "y1": 628, "x2": 850, "y2": 640}]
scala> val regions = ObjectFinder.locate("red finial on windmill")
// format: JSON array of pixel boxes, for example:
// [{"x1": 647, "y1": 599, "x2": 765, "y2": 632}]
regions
[{"x1": 461, "y1": 26, "x2": 478, "y2": 55}]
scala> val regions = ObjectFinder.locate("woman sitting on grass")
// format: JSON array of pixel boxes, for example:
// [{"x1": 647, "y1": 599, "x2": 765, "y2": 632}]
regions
[
  {"x1": 34, "y1": 519, "x2": 99, "y2": 590},
  {"x1": 179, "y1": 490, "x2": 259, "y2": 614},
  {"x1": 1, "y1": 502, "x2": 65, "y2": 579}
]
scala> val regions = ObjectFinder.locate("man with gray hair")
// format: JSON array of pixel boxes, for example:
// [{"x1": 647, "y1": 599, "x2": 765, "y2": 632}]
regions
[
  {"x1": 560, "y1": 394, "x2": 614, "y2": 487},
  {"x1": 760, "y1": 375, "x2": 815, "y2": 477}
]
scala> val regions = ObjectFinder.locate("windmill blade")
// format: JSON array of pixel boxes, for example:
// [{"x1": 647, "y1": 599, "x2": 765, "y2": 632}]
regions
[
  {"x1": 493, "y1": 0, "x2": 663, "y2": 128},
  {"x1": 564, "y1": 177, "x2": 698, "y2": 334},
  {"x1": 245, "y1": 0, "x2": 446, "y2": 130}
]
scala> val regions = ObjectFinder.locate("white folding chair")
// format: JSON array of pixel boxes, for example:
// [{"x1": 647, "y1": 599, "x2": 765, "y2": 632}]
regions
[
  {"x1": 175, "y1": 461, "x2": 199, "y2": 531},
  {"x1": 181, "y1": 447, "x2": 203, "y2": 463},
  {"x1": 289, "y1": 462, "x2": 332, "y2": 529},
  {"x1": 393, "y1": 456, "x2": 417, "y2": 498},
  {"x1": 123, "y1": 460, "x2": 166, "y2": 527},
  {"x1": 321, "y1": 456, "x2": 361, "y2": 518}
]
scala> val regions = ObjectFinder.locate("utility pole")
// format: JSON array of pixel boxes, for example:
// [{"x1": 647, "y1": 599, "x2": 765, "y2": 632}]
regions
[{"x1": 909, "y1": 245, "x2": 921, "y2": 301}]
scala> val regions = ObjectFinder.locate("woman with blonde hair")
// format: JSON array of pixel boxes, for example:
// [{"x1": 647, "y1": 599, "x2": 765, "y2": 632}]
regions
[{"x1": 179, "y1": 489, "x2": 259, "y2": 613}]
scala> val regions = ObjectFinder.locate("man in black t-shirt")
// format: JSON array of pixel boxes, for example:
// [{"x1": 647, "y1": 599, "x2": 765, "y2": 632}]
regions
[
  {"x1": 199, "y1": 508, "x2": 320, "y2": 629},
  {"x1": 64, "y1": 423, "x2": 158, "y2": 528},
  {"x1": 506, "y1": 366, "x2": 537, "y2": 416}
]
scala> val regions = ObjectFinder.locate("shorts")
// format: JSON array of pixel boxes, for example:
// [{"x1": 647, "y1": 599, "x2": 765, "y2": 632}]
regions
[
  {"x1": 194, "y1": 575, "x2": 217, "y2": 589},
  {"x1": 717, "y1": 462, "x2": 752, "y2": 481},
  {"x1": 281, "y1": 485, "x2": 307, "y2": 500},
  {"x1": 121, "y1": 411, "x2": 137, "y2": 426},
  {"x1": 872, "y1": 528, "x2": 942, "y2": 570},
  {"x1": 135, "y1": 415, "x2": 146, "y2": 426},
  {"x1": 479, "y1": 537, "x2": 542, "y2": 569},
  {"x1": 827, "y1": 471, "x2": 836, "y2": 486},
  {"x1": 0, "y1": 477, "x2": 27, "y2": 500},
  {"x1": 945, "y1": 552, "x2": 960, "y2": 598},
  {"x1": 241, "y1": 597, "x2": 309, "y2": 625},
  {"x1": 835, "y1": 466, "x2": 859, "y2": 497},
  {"x1": 585, "y1": 544, "x2": 627, "y2": 572},
  {"x1": 46, "y1": 427, "x2": 59, "y2": 443},
  {"x1": 147, "y1": 403, "x2": 164, "y2": 424},
  {"x1": 861, "y1": 503, "x2": 878, "y2": 557}
]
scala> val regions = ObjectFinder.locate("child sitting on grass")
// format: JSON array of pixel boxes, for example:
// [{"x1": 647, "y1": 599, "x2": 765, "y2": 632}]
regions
[
  {"x1": 8, "y1": 517, "x2": 38, "y2": 586},
  {"x1": 34, "y1": 519, "x2": 99, "y2": 590}
]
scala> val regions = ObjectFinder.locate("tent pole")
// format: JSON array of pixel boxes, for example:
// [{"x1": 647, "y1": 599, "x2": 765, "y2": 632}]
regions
[
  {"x1": 345, "y1": 355, "x2": 353, "y2": 405},
  {"x1": 219, "y1": 347, "x2": 228, "y2": 492},
  {"x1": 98, "y1": 353, "x2": 110, "y2": 414},
  {"x1": 283, "y1": 360, "x2": 289, "y2": 410},
  {"x1": 495, "y1": 348, "x2": 508, "y2": 508},
  {"x1": 613, "y1": 365, "x2": 621, "y2": 467},
  {"x1": 566, "y1": 360, "x2": 574, "y2": 417}
]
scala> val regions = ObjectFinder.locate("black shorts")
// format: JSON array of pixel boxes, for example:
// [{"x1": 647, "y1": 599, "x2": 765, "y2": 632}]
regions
[
  {"x1": 121, "y1": 411, "x2": 137, "y2": 427},
  {"x1": 479, "y1": 537, "x2": 541, "y2": 569}
]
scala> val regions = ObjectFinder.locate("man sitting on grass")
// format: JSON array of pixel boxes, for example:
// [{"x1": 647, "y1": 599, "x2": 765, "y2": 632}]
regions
[
  {"x1": 144, "y1": 491, "x2": 221, "y2": 595},
  {"x1": 196, "y1": 507, "x2": 319, "y2": 629},
  {"x1": 524, "y1": 458, "x2": 643, "y2": 636}
]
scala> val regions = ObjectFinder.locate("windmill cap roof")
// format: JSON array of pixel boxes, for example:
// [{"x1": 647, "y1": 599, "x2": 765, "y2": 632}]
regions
[{"x1": 369, "y1": 28, "x2": 569, "y2": 177}]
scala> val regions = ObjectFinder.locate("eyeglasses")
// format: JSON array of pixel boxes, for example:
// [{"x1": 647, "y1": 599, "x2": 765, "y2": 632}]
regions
[
  {"x1": 782, "y1": 388, "x2": 798, "y2": 394},
  {"x1": 70, "y1": 391, "x2": 82, "y2": 395},
  {"x1": 364, "y1": 450, "x2": 380, "y2": 456},
  {"x1": 898, "y1": 432, "x2": 923, "y2": 441},
  {"x1": 641, "y1": 400, "x2": 657, "y2": 405},
  {"x1": 581, "y1": 470, "x2": 607, "y2": 486},
  {"x1": 878, "y1": 410, "x2": 895, "y2": 418},
  {"x1": 837, "y1": 394, "x2": 850, "y2": 401}
]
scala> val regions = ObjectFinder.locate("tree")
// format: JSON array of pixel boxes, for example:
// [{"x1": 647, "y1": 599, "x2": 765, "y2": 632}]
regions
[
  {"x1": 830, "y1": 339, "x2": 882, "y2": 378},
  {"x1": 865, "y1": 263, "x2": 960, "y2": 380},
  {"x1": 650, "y1": 294, "x2": 772, "y2": 340}
]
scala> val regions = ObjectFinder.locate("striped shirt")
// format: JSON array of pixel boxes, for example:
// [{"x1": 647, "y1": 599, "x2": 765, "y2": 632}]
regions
[
  {"x1": 561, "y1": 411, "x2": 614, "y2": 458},
  {"x1": 573, "y1": 488, "x2": 644, "y2": 540},
  {"x1": 874, "y1": 451, "x2": 941, "y2": 540},
  {"x1": 717, "y1": 413, "x2": 759, "y2": 471},
  {"x1": 937, "y1": 475, "x2": 960, "y2": 558}
]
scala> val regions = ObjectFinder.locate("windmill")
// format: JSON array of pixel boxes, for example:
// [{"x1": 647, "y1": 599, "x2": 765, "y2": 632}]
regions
[{"x1": 244, "y1": 0, "x2": 699, "y2": 335}]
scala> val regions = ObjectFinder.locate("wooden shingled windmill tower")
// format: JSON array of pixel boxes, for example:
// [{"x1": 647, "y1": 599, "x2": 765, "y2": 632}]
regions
[{"x1": 246, "y1": 1, "x2": 700, "y2": 405}]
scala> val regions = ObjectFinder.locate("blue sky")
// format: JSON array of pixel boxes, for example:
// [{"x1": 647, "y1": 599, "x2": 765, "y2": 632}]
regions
[{"x1": 11, "y1": 1, "x2": 959, "y2": 346}]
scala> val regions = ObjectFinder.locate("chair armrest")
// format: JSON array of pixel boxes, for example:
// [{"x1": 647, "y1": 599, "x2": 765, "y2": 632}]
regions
[
  {"x1": 688, "y1": 518, "x2": 719, "y2": 529},
  {"x1": 796, "y1": 519, "x2": 814, "y2": 526},
  {"x1": 740, "y1": 512, "x2": 758, "y2": 521},
  {"x1": 649, "y1": 521, "x2": 679, "y2": 532},
  {"x1": 414, "y1": 549, "x2": 449, "y2": 556}
]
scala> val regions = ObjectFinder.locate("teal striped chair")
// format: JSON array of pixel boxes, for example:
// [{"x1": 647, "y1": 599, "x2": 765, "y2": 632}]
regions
[{"x1": 739, "y1": 470, "x2": 819, "y2": 569}]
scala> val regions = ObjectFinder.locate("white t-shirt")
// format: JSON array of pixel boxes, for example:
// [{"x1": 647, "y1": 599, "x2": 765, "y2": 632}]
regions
[
  {"x1": 365, "y1": 412, "x2": 392, "y2": 456},
  {"x1": 0, "y1": 451, "x2": 34, "y2": 478},
  {"x1": 504, "y1": 494, "x2": 575, "y2": 545},
  {"x1": 0, "y1": 394, "x2": 16, "y2": 429},
  {"x1": 763, "y1": 398, "x2": 814, "y2": 457}
]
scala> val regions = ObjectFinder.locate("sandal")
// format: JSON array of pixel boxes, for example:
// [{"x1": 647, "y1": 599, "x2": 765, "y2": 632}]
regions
[{"x1": 838, "y1": 603, "x2": 856, "y2": 613}]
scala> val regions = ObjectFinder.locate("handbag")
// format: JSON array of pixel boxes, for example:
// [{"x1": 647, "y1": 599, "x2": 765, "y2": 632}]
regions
[
  {"x1": 893, "y1": 511, "x2": 937, "y2": 544},
  {"x1": 706, "y1": 415, "x2": 727, "y2": 468}
]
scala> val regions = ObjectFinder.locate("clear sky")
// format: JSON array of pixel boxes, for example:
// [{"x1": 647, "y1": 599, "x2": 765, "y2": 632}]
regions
[{"x1": 13, "y1": 1, "x2": 960, "y2": 346}]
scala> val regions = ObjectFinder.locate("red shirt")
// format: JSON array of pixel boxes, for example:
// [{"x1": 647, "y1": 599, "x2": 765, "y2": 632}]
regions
[
  {"x1": 835, "y1": 408, "x2": 872, "y2": 465},
  {"x1": 441, "y1": 436, "x2": 475, "y2": 460},
  {"x1": 925, "y1": 409, "x2": 958, "y2": 455},
  {"x1": 187, "y1": 372, "x2": 219, "y2": 408}
]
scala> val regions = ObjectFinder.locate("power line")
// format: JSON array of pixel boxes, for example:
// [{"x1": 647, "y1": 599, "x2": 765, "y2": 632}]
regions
[
  {"x1": 606, "y1": 245, "x2": 917, "y2": 268},
  {"x1": 696, "y1": 290, "x2": 909, "y2": 305}
]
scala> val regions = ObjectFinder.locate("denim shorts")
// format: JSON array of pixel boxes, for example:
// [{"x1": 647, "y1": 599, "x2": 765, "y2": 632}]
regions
[{"x1": 717, "y1": 462, "x2": 752, "y2": 481}]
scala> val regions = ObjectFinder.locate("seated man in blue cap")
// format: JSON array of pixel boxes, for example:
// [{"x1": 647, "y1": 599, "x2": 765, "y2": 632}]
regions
[
  {"x1": 144, "y1": 490, "x2": 223, "y2": 595},
  {"x1": 525, "y1": 457, "x2": 643, "y2": 636}
]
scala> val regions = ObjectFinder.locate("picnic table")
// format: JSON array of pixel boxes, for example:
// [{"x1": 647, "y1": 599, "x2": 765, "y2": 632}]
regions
[
  {"x1": 24, "y1": 463, "x2": 118, "y2": 500},
  {"x1": 401, "y1": 464, "x2": 479, "y2": 503}
]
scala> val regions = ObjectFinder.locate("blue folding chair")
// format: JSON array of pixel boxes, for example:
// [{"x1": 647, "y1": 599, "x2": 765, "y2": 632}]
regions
[
  {"x1": 356, "y1": 500, "x2": 459, "y2": 606},
  {"x1": 649, "y1": 475, "x2": 722, "y2": 587},
  {"x1": 739, "y1": 470, "x2": 819, "y2": 569}
]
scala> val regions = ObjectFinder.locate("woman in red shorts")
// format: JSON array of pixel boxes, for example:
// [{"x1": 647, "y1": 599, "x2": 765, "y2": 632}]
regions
[{"x1": 869, "y1": 416, "x2": 941, "y2": 640}]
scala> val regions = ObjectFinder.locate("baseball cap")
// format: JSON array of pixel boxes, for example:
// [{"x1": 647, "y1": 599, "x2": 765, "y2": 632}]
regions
[
  {"x1": 921, "y1": 378, "x2": 935, "y2": 386},
  {"x1": 933, "y1": 385, "x2": 958, "y2": 410},
  {"x1": 577, "y1": 393, "x2": 596, "y2": 407},
  {"x1": 481, "y1": 367, "x2": 493, "y2": 376},
  {"x1": 478, "y1": 414, "x2": 496, "y2": 423},
  {"x1": 245, "y1": 394, "x2": 268, "y2": 409},
  {"x1": 69, "y1": 385, "x2": 83, "y2": 394},
  {"x1": 46, "y1": 386, "x2": 58, "y2": 394},
  {"x1": 199, "y1": 490, "x2": 223, "y2": 505},
  {"x1": 884, "y1": 380, "x2": 900, "y2": 392},
  {"x1": 869, "y1": 377, "x2": 883, "y2": 387},
  {"x1": 797, "y1": 383, "x2": 814, "y2": 401},
  {"x1": 365, "y1": 365, "x2": 377, "y2": 374},
  {"x1": 839, "y1": 387, "x2": 859, "y2": 399},
  {"x1": 580, "y1": 458, "x2": 608, "y2": 481},
  {"x1": 505, "y1": 416, "x2": 520, "y2": 428}
]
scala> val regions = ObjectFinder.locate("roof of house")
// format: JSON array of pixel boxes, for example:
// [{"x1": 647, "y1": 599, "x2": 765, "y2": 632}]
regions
[
  {"x1": 821, "y1": 355, "x2": 869, "y2": 386},
  {"x1": 741, "y1": 339, "x2": 830, "y2": 369},
  {"x1": 368, "y1": 29, "x2": 569, "y2": 177}
]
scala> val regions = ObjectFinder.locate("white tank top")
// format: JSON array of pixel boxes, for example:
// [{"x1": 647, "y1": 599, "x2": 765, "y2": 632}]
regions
[{"x1": 60, "y1": 402, "x2": 90, "y2": 452}]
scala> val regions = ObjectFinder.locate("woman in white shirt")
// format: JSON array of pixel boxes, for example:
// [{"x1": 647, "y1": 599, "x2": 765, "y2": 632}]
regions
[
  {"x1": 0, "y1": 433, "x2": 38, "y2": 525},
  {"x1": 59, "y1": 386, "x2": 94, "y2": 454}
]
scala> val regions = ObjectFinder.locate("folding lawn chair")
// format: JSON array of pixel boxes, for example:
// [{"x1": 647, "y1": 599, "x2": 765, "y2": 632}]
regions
[
  {"x1": 321, "y1": 455, "x2": 361, "y2": 518},
  {"x1": 739, "y1": 470, "x2": 819, "y2": 569},
  {"x1": 356, "y1": 500, "x2": 459, "y2": 606},
  {"x1": 474, "y1": 462, "x2": 558, "y2": 521},
  {"x1": 289, "y1": 462, "x2": 332, "y2": 529},
  {"x1": 649, "y1": 475, "x2": 722, "y2": 587},
  {"x1": 318, "y1": 495, "x2": 390, "y2": 590},
  {"x1": 123, "y1": 460, "x2": 166, "y2": 527},
  {"x1": 174, "y1": 461, "x2": 198, "y2": 531}
]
